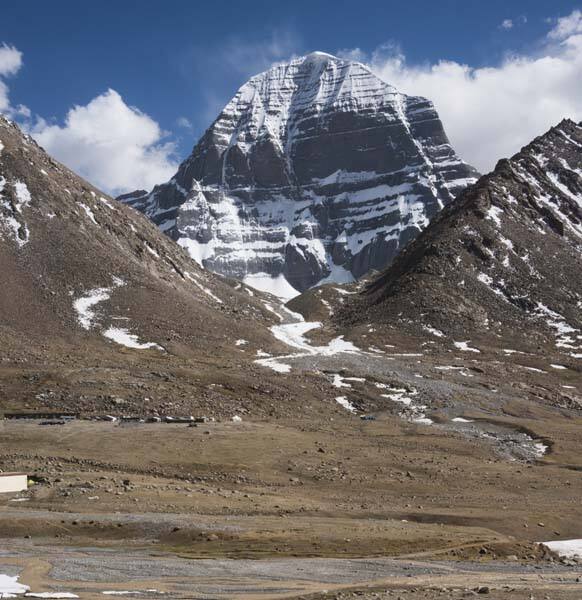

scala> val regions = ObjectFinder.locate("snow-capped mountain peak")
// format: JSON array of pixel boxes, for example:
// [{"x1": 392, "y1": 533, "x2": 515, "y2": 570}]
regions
[{"x1": 121, "y1": 52, "x2": 478, "y2": 298}]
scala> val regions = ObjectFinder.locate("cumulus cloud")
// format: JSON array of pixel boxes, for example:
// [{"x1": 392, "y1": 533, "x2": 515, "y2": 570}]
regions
[
  {"x1": 340, "y1": 10, "x2": 582, "y2": 173},
  {"x1": 0, "y1": 43, "x2": 178, "y2": 195},
  {"x1": 500, "y1": 19, "x2": 514, "y2": 30},
  {"x1": 0, "y1": 43, "x2": 29, "y2": 117},
  {"x1": 30, "y1": 90, "x2": 179, "y2": 195},
  {"x1": 0, "y1": 43, "x2": 22, "y2": 77},
  {"x1": 547, "y1": 9, "x2": 582, "y2": 40}
]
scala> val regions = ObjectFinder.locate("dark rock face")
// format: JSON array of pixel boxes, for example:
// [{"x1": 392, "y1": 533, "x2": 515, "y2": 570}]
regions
[
  {"x1": 122, "y1": 52, "x2": 478, "y2": 296},
  {"x1": 341, "y1": 119, "x2": 582, "y2": 353}
]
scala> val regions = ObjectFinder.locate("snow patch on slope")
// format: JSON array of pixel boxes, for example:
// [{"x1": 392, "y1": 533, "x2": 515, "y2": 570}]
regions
[
  {"x1": 0, "y1": 573, "x2": 29, "y2": 597},
  {"x1": 543, "y1": 539, "x2": 582, "y2": 559},
  {"x1": 73, "y1": 278, "x2": 163, "y2": 352},
  {"x1": 335, "y1": 396, "x2": 356, "y2": 413},
  {"x1": 74, "y1": 287, "x2": 116, "y2": 330},
  {"x1": 454, "y1": 341, "x2": 481, "y2": 353},
  {"x1": 103, "y1": 327, "x2": 163, "y2": 351}
]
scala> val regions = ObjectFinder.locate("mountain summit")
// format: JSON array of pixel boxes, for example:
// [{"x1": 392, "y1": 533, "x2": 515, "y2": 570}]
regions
[{"x1": 121, "y1": 52, "x2": 478, "y2": 297}]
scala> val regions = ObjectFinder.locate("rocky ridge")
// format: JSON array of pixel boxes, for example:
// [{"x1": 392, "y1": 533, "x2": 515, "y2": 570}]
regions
[{"x1": 339, "y1": 119, "x2": 582, "y2": 358}]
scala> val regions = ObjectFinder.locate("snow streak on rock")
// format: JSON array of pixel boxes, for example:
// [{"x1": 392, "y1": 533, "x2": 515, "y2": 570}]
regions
[{"x1": 0, "y1": 179, "x2": 31, "y2": 246}]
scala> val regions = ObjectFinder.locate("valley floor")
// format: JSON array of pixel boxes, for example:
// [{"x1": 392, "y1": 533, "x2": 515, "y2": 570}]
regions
[
  {"x1": 1, "y1": 297, "x2": 582, "y2": 599},
  {"x1": 0, "y1": 410, "x2": 581, "y2": 598}
]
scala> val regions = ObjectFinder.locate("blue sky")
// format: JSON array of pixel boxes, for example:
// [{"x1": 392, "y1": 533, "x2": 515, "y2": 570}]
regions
[{"x1": 1, "y1": 1, "x2": 582, "y2": 193}]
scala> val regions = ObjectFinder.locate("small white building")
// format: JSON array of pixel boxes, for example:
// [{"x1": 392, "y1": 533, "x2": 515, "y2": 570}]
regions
[{"x1": 0, "y1": 472, "x2": 28, "y2": 493}]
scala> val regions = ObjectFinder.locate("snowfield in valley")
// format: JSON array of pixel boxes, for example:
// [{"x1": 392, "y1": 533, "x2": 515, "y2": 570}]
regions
[{"x1": 254, "y1": 305, "x2": 361, "y2": 374}]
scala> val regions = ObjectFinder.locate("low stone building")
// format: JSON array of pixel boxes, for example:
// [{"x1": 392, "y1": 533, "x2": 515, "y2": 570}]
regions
[{"x1": 0, "y1": 473, "x2": 28, "y2": 493}]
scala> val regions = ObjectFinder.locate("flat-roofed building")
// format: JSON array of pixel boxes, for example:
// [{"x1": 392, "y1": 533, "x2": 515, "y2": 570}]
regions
[{"x1": 0, "y1": 473, "x2": 27, "y2": 493}]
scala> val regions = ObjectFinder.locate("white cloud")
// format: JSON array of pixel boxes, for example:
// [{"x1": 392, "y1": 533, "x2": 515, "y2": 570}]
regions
[
  {"x1": 547, "y1": 9, "x2": 582, "y2": 40},
  {"x1": 0, "y1": 43, "x2": 178, "y2": 195},
  {"x1": 346, "y1": 11, "x2": 582, "y2": 173},
  {"x1": 0, "y1": 43, "x2": 25, "y2": 114},
  {"x1": 336, "y1": 47, "x2": 368, "y2": 62},
  {"x1": 176, "y1": 116, "x2": 192, "y2": 129},
  {"x1": 0, "y1": 44, "x2": 22, "y2": 77},
  {"x1": 499, "y1": 16, "x2": 527, "y2": 31},
  {"x1": 0, "y1": 80, "x2": 10, "y2": 113},
  {"x1": 30, "y1": 89, "x2": 179, "y2": 195},
  {"x1": 214, "y1": 29, "x2": 302, "y2": 78}
]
